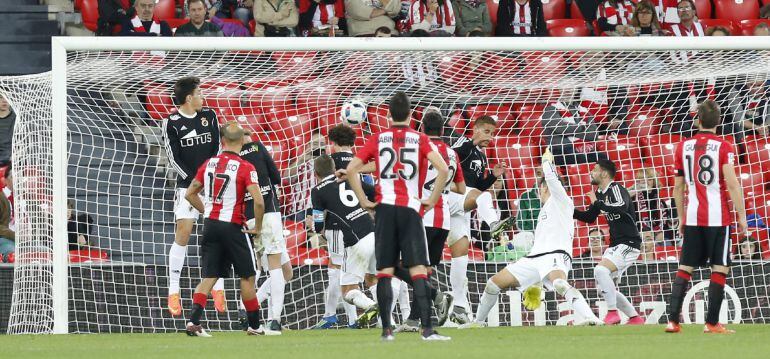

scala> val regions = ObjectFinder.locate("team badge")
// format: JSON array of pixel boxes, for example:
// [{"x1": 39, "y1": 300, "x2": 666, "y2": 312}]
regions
[{"x1": 201, "y1": 118, "x2": 209, "y2": 127}]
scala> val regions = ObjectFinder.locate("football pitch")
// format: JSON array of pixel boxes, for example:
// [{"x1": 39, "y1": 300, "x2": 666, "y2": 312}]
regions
[{"x1": 2, "y1": 325, "x2": 770, "y2": 359}]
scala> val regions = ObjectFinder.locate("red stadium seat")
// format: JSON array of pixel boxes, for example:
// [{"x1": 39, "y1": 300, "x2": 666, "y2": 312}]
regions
[
  {"x1": 655, "y1": 246, "x2": 681, "y2": 261},
  {"x1": 644, "y1": 134, "x2": 682, "y2": 188},
  {"x1": 598, "y1": 136, "x2": 644, "y2": 166},
  {"x1": 487, "y1": 0, "x2": 499, "y2": 28},
  {"x1": 740, "y1": 19, "x2": 770, "y2": 35},
  {"x1": 626, "y1": 106, "x2": 661, "y2": 137},
  {"x1": 515, "y1": 104, "x2": 546, "y2": 140},
  {"x1": 153, "y1": 0, "x2": 177, "y2": 20},
  {"x1": 520, "y1": 52, "x2": 567, "y2": 81},
  {"x1": 565, "y1": 163, "x2": 594, "y2": 195},
  {"x1": 80, "y1": 0, "x2": 99, "y2": 32},
  {"x1": 546, "y1": 19, "x2": 590, "y2": 36},
  {"x1": 570, "y1": 0, "x2": 585, "y2": 19},
  {"x1": 693, "y1": 0, "x2": 713, "y2": 19},
  {"x1": 714, "y1": 0, "x2": 760, "y2": 22},
  {"x1": 143, "y1": 83, "x2": 175, "y2": 120},
  {"x1": 699, "y1": 19, "x2": 740, "y2": 35},
  {"x1": 744, "y1": 135, "x2": 770, "y2": 172},
  {"x1": 262, "y1": 108, "x2": 315, "y2": 143},
  {"x1": 615, "y1": 161, "x2": 645, "y2": 188},
  {"x1": 513, "y1": 165, "x2": 541, "y2": 190},
  {"x1": 166, "y1": 18, "x2": 189, "y2": 30},
  {"x1": 251, "y1": 134, "x2": 297, "y2": 168},
  {"x1": 479, "y1": 53, "x2": 521, "y2": 80},
  {"x1": 69, "y1": 249, "x2": 109, "y2": 263},
  {"x1": 248, "y1": 87, "x2": 293, "y2": 116},
  {"x1": 736, "y1": 164, "x2": 767, "y2": 197},
  {"x1": 270, "y1": 52, "x2": 318, "y2": 79},
  {"x1": 493, "y1": 137, "x2": 541, "y2": 169},
  {"x1": 291, "y1": 247, "x2": 329, "y2": 266},
  {"x1": 465, "y1": 104, "x2": 516, "y2": 134},
  {"x1": 0, "y1": 166, "x2": 7, "y2": 188},
  {"x1": 542, "y1": 0, "x2": 567, "y2": 19},
  {"x1": 437, "y1": 55, "x2": 479, "y2": 91},
  {"x1": 367, "y1": 104, "x2": 392, "y2": 133}
]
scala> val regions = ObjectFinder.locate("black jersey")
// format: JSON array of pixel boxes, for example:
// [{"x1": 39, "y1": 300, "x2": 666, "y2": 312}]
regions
[
  {"x1": 331, "y1": 151, "x2": 354, "y2": 172},
  {"x1": 240, "y1": 140, "x2": 281, "y2": 216},
  {"x1": 311, "y1": 175, "x2": 375, "y2": 247},
  {"x1": 573, "y1": 182, "x2": 642, "y2": 249},
  {"x1": 163, "y1": 108, "x2": 220, "y2": 187},
  {"x1": 450, "y1": 135, "x2": 497, "y2": 191}
]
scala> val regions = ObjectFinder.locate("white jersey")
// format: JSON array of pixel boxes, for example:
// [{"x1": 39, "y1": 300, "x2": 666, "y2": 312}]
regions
[{"x1": 529, "y1": 161, "x2": 575, "y2": 256}]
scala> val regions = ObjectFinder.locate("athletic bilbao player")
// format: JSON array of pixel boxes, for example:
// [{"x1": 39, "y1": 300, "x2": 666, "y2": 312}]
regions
[
  {"x1": 346, "y1": 92, "x2": 451, "y2": 341},
  {"x1": 666, "y1": 99, "x2": 747, "y2": 334},
  {"x1": 184, "y1": 122, "x2": 274, "y2": 337}
]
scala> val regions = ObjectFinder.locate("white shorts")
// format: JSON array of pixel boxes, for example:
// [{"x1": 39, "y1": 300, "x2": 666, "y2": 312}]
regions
[
  {"x1": 246, "y1": 212, "x2": 285, "y2": 255},
  {"x1": 602, "y1": 244, "x2": 640, "y2": 281},
  {"x1": 505, "y1": 252, "x2": 573, "y2": 290},
  {"x1": 174, "y1": 188, "x2": 201, "y2": 221},
  {"x1": 324, "y1": 229, "x2": 345, "y2": 266},
  {"x1": 447, "y1": 191, "x2": 470, "y2": 247},
  {"x1": 341, "y1": 233, "x2": 377, "y2": 286}
]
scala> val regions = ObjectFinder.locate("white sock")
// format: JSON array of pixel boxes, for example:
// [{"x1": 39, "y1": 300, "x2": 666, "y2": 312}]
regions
[
  {"x1": 324, "y1": 268, "x2": 342, "y2": 318},
  {"x1": 451, "y1": 255, "x2": 470, "y2": 309},
  {"x1": 344, "y1": 289, "x2": 376, "y2": 309},
  {"x1": 476, "y1": 191, "x2": 500, "y2": 226},
  {"x1": 213, "y1": 278, "x2": 224, "y2": 292},
  {"x1": 398, "y1": 282, "x2": 411, "y2": 320},
  {"x1": 257, "y1": 277, "x2": 271, "y2": 304},
  {"x1": 475, "y1": 280, "x2": 501, "y2": 323},
  {"x1": 615, "y1": 291, "x2": 639, "y2": 318},
  {"x1": 594, "y1": 266, "x2": 617, "y2": 310},
  {"x1": 344, "y1": 301, "x2": 358, "y2": 325},
  {"x1": 269, "y1": 268, "x2": 286, "y2": 321},
  {"x1": 369, "y1": 284, "x2": 377, "y2": 302},
  {"x1": 168, "y1": 243, "x2": 186, "y2": 295},
  {"x1": 565, "y1": 286, "x2": 600, "y2": 321}
]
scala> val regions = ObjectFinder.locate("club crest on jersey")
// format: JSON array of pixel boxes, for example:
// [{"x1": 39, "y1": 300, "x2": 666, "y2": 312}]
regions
[{"x1": 201, "y1": 118, "x2": 209, "y2": 127}]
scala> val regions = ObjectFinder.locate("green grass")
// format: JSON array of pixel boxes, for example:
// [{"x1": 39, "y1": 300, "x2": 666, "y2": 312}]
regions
[{"x1": 2, "y1": 325, "x2": 770, "y2": 359}]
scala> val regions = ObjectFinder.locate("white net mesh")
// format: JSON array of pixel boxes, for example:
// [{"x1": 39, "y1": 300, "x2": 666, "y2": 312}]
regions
[{"x1": 4, "y1": 42, "x2": 770, "y2": 333}]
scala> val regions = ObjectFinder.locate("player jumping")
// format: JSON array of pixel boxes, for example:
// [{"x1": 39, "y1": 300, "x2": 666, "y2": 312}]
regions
[
  {"x1": 573, "y1": 159, "x2": 645, "y2": 325},
  {"x1": 665, "y1": 99, "x2": 747, "y2": 334},
  {"x1": 460, "y1": 148, "x2": 603, "y2": 328}
]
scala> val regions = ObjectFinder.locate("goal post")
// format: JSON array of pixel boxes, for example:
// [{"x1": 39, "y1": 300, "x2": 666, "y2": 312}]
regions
[{"x1": 3, "y1": 36, "x2": 770, "y2": 334}]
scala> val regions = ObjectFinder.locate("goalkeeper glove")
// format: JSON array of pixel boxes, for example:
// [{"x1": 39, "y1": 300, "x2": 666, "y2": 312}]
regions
[
  {"x1": 523, "y1": 284, "x2": 543, "y2": 310},
  {"x1": 542, "y1": 147, "x2": 555, "y2": 164}
]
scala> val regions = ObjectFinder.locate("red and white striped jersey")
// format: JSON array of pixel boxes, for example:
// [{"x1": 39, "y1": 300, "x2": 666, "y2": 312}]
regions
[
  {"x1": 356, "y1": 126, "x2": 439, "y2": 213},
  {"x1": 653, "y1": 0, "x2": 679, "y2": 23},
  {"x1": 597, "y1": 0, "x2": 635, "y2": 26},
  {"x1": 511, "y1": 1, "x2": 532, "y2": 35},
  {"x1": 194, "y1": 151, "x2": 258, "y2": 225},
  {"x1": 423, "y1": 138, "x2": 465, "y2": 230},
  {"x1": 674, "y1": 132, "x2": 735, "y2": 227}
]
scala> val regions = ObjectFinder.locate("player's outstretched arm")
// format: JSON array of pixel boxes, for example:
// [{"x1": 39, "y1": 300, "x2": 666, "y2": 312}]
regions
[
  {"x1": 573, "y1": 202, "x2": 600, "y2": 223},
  {"x1": 723, "y1": 162, "x2": 748, "y2": 234},
  {"x1": 424, "y1": 150, "x2": 449, "y2": 211},
  {"x1": 346, "y1": 157, "x2": 376, "y2": 210},
  {"x1": 542, "y1": 148, "x2": 569, "y2": 204},
  {"x1": 185, "y1": 179, "x2": 205, "y2": 214}
]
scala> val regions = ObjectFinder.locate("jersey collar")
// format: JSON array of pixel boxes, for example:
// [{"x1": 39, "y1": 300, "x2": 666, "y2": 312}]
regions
[{"x1": 598, "y1": 181, "x2": 614, "y2": 194}]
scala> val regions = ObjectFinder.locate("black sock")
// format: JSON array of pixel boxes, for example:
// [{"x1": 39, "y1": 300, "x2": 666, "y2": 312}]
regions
[
  {"x1": 393, "y1": 266, "x2": 413, "y2": 285},
  {"x1": 706, "y1": 272, "x2": 727, "y2": 325},
  {"x1": 412, "y1": 275, "x2": 433, "y2": 331},
  {"x1": 377, "y1": 276, "x2": 394, "y2": 329},
  {"x1": 243, "y1": 298, "x2": 261, "y2": 330},
  {"x1": 190, "y1": 304, "x2": 204, "y2": 325},
  {"x1": 667, "y1": 270, "x2": 691, "y2": 323}
]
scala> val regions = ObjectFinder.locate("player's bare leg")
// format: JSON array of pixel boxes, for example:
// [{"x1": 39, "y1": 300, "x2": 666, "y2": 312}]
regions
[
  {"x1": 703, "y1": 265, "x2": 734, "y2": 334},
  {"x1": 666, "y1": 264, "x2": 693, "y2": 333},
  {"x1": 546, "y1": 270, "x2": 602, "y2": 325},
  {"x1": 463, "y1": 188, "x2": 514, "y2": 239},
  {"x1": 449, "y1": 236, "x2": 471, "y2": 324},
  {"x1": 593, "y1": 259, "x2": 640, "y2": 325}
]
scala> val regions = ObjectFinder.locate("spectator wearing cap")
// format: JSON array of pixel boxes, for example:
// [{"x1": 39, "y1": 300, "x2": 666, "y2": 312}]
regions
[
  {"x1": 495, "y1": 0, "x2": 546, "y2": 36},
  {"x1": 119, "y1": 0, "x2": 173, "y2": 36},
  {"x1": 451, "y1": 0, "x2": 492, "y2": 36}
]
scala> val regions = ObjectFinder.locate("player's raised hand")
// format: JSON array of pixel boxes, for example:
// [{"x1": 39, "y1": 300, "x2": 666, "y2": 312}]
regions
[
  {"x1": 542, "y1": 147, "x2": 555, "y2": 164},
  {"x1": 492, "y1": 162, "x2": 507, "y2": 177},
  {"x1": 587, "y1": 191, "x2": 597, "y2": 203}
]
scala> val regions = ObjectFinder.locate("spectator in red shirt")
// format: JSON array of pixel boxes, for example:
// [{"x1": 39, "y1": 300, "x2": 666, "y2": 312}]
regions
[
  {"x1": 406, "y1": 0, "x2": 456, "y2": 36},
  {"x1": 597, "y1": 0, "x2": 635, "y2": 34},
  {"x1": 299, "y1": 0, "x2": 346, "y2": 36}
]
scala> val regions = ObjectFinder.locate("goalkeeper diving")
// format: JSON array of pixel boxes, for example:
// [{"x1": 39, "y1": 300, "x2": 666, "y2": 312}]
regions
[{"x1": 460, "y1": 148, "x2": 602, "y2": 327}]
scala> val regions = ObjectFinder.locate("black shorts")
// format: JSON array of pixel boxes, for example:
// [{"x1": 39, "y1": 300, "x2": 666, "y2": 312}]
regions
[
  {"x1": 201, "y1": 219, "x2": 257, "y2": 279},
  {"x1": 374, "y1": 204, "x2": 430, "y2": 270},
  {"x1": 425, "y1": 227, "x2": 449, "y2": 267},
  {"x1": 681, "y1": 225, "x2": 732, "y2": 267}
]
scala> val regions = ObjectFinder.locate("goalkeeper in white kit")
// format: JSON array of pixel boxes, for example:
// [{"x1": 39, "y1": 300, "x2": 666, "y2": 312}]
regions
[{"x1": 461, "y1": 148, "x2": 602, "y2": 328}]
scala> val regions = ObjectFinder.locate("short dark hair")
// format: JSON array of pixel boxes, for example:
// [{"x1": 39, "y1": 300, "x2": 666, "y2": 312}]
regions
[
  {"x1": 596, "y1": 158, "x2": 617, "y2": 179},
  {"x1": 314, "y1": 155, "x2": 336, "y2": 178},
  {"x1": 4, "y1": 164, "x2": 10, "y2": 179},
  {"x1": 410, "y1": 29, "x2": 431, "y2": 37},
  {"x1": 374, "y1": 26, "x2": 391, "y2": 36},
  {"x1": 328, "y1": 124, "x2": 356, "y2": 147},
  {"x1": 474, "y1": 115, "x2": 497, "y2": 128},
  {"x1": 187, "y1": 0, "x2": 206, "y2": 8},
  {"x1": 173, "y1": 76, "x2": 200, "y2": 106},
  {"x1": 698, "y1": 99, "x2": 721, "y2": 129},
  {"x1": 389, "y1": 92, "x2": 411, "y2": 123},
  {"x1": 588, "y1": 228, "x2": 602, "y2": 236},
  {"x1": 422, "y1": 111, "x2": 444, "y2": 136}
]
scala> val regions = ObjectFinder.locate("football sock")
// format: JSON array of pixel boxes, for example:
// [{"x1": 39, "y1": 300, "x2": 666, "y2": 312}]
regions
[
  {"x1": 212, "y1": 278, "x2": 224, "y2": 292},
  {"x1": 397, "y1": 282, "x2": 412, "y2": 320},
  {"x1": 243, "y1": 298, "x2": 261, "y2": 330},
  {"x1": 376, "y1": 275, "x2": 394, "y2": 329},
  {"x1": 257, "y1": 277, "x2": 271, "y2": 304},
  {"x1": 269, "y1": 268, "x2": 285, "y2": 321},
  {"x1": 594, "y1": 265, "x2": 617, "y2": 310},
  {"x1": 324, "y1": 268, "x2": 341, "y2": 318},
  {"x1": 615, "y1": 291, "x2": 639, "y2": 318},
  {"x1": 190, "y1": 292, "x2": 207, "y2": 325},
  {"x1": 476, "y1": 279, "x2": 501, "y2": 323},
  {"x1": 563, "y1": 285, "x2": 599, "y2": 321},
  {"x1": 344, "y1": 301, "x2": 358, "y2": 325},
  {"x1": 706, "y1": 272, "x2": 727, "y2": 325},
  {"x1": 344, "y1": 289, "x2": 376, "y2": 309},
  {"x1": 451, "y1": 255, "x2": 470, "y2": 309},
  {"x1": 412, "y1": 275, "x2": 433, "y2": 329},
  {"x1": 168, "y1": 243, "x2": 186, "y2": 295},
  {"x1": 476, "y1": 191, "x2": 500, "y2": 226},
  {"x1": 667, "y1": 270, "x2": 691, "y2": 323}
]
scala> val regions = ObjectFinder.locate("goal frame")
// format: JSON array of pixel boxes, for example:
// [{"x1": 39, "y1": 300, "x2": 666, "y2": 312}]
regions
[{"x1": 47, "y1": 36, "x2": 770, "y2": 334}]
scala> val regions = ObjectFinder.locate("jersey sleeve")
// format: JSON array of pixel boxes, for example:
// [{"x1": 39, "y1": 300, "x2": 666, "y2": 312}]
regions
[
  {"x1": 311, "y1": 188, "x2": 325, "y2": 233},
  {"x1": 419, "y1": 133, "x2": 439, "y2": 157},
  {"x1": 193, "y1": 160, "x2": 207, "y2": 184},
  {"x1": 543, "y1": 160, "x2": 569, "y2": 204},
  {"x1": 453, "y1": 153, "x2": 465, "y2": 183},
  {"x1": 674, "y1": 141, "x2": 684, "y2": 177},
  {"x1": 720, "y1": 140, "x2": 736, "y2": 167},
  {"x1": 355, "y1": 134, "x2": 378, "y2": 164},
  {"x1": 242, "y1": 162, "x2": 259, "y2": 188},
  {"x1": 164, "y1": 117, "x2": 194, "y2": 180},
  {"x1": 451, "y1": 136, "x2": 473, "y2": 161}
]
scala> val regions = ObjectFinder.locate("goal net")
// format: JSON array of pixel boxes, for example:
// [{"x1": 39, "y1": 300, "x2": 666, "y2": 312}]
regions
[{"x1": 3, "y1": 37, "x2": 770, "y2": 334}]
